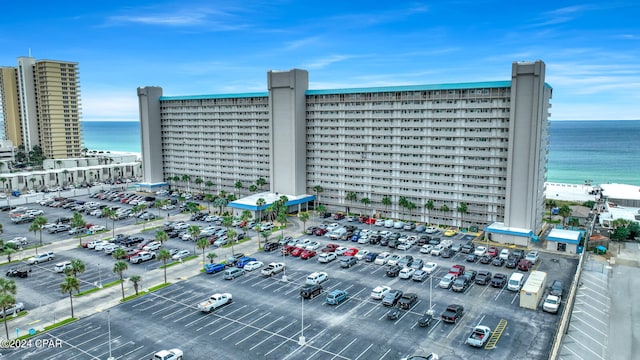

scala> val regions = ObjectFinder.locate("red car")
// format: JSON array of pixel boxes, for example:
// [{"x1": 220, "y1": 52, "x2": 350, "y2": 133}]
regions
[
  {"x1": 321, "y1": 243, "x2": 338, "y2": 252},
  {"x1": 281, "y1": 245, "x2": 295, "y2": 256},
  {"x1": 448, "y1": 264, "x2": 466, "y2": 278},
  {"x1": 333, "y1": 212, "x2": 345, "y2": 220},
  {"x1": 315, "y1": 228, "x2": 328, "y2": 236},
  {"x1": 517, "y1": 259, "x2": 531, "y2": 271},
  {"x1": 300, "y1": 250, "x2": 317, "y2": 259},
  {"x1": 364, "y1": 218, "x2": 376, "y2": 225},
  {"x1": 487, "y1": 246, "x2": 498, "y2": 257},
  {"x1": 344, "y1": 248, "x2": 359, "y2": 257},
  {"x1": 358, "y1": 216, "x2": 368, "y2": 223},
  {"x1": 290, "y1": 247, "x2": 304, "y2": 257}
]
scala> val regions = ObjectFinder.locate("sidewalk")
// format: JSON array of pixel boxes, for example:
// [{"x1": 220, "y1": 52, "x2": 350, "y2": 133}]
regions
[{"x1": 6, "y1": 214, "x2": 303, "y2": 339}]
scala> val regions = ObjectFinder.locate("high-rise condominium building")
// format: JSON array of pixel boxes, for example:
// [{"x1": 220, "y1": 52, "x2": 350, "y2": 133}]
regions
[
  {"x1": 0, "y1": 56, "x2": 82, "y2": 159},
  {"x1": 138, "y1": 61, "x2": 551, "y2": 241}
]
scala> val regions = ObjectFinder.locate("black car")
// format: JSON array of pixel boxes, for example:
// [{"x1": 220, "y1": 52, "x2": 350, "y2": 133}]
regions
[
  {"x1": 387, "y1": 308, "x2": 401, "y2": 320},
  {"x1": 386, "y1": 265, "x2": 401, "y2": 277},
  {"x1": 505, "y1": 256, "x2": 518, "y2": 268},
  {"x1": 512, "y1": 249, "x2": 525, "y2": 260},
  {"x1": 550, "y1": 280, "x2": 565, "y2": 296},
  {"x1": 479, "y1": 255, "x2": 493, "y2": 264},
  {"x1": 428, "y1": 238, "x2": 441, "y2": 246},
  {"x1": 300, "y1": 284, "x2": 323, "y2": 299},
  {"x1": 418, "y1": 313, "x2": 434, "y2": 327},
  {"x1": 6, "y1": 268, "x2": 30, "y2": 278},
  {"x1": 475, "y1": 270, "x2": 492, "y2": 285},
  {"x1": 463, "y1": 270, "x2": 477, "y2": 281},
  {"x1": 263, "y1": 242, "x2": 280, "y2": 252},
  {"x1": 451, "y1": 276, "x2": 471, "y2": 292},
  {"x1": 441, "y1": 248, "x2": 453, "y2": 258},
  {"x1": 491, "y1": 257, "x2": 505, "y2": 267},
  {"x1": 379, "y1": 237, "x2": 389, "y2": 246},
  {"x1": 387, "y1": 239, "x2": 400, "y2": 249},
  {"x1": 466, "y1": 254, "x2": 478, "y2": 263},
  {"x1": 417, "y1": 235, "x2": 430, "y2": 245},
  {"x1": 397, "y1": 293, "x2": 418, "y2": 310},
  {"x1": 397, "y1": 255, "x2": 414, "y2": 268},
  {"x1": 491, "y1": 273, "x2": 507, "y2": 288}
]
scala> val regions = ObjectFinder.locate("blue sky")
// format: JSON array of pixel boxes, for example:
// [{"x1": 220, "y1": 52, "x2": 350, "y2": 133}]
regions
[{"x1": 1, "y1": 1, "x2": 638, "y2": 121}]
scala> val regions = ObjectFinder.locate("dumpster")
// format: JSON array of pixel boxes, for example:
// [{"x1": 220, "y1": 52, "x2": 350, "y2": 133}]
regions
[{"x1": 595, "y1": 245, "x2": 607, "y2": 255}]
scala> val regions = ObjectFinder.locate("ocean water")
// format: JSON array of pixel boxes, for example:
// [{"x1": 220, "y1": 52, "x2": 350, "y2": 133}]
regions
[
  {"x1": 547, "y1": 120, "x2": 640, "y2": 186},
  {"x1": 80, "y1": 120, "x2": 640, "y2": 186},
  {"x1": 81, "y1": 121, "x2": 141, "y2": 153}
]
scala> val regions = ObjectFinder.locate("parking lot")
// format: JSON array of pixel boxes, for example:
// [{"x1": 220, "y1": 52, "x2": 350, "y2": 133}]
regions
[{"x1": 4, "y1": 213, "x2": 579, "y2": 359}]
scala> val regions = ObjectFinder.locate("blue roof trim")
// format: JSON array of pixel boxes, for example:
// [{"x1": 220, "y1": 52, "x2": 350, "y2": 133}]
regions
[
  {"x1": 547, "y1": 231, "x2": 584, "y2": 244},
  {"x1": 484, "y1": 227, "x2": 534, "y2": 237},
  {"x1": 305, "y1": 81, "x2": 512, "y2": 95},
  {"x1": 286, "y1": 196, "x2": 315, "y2": 207},
  {"x1": 228, "y1": 195, "x2": 315, "y2": 211},
  {"x1": 160, "y1": 92, "x2": 269, "y2": 101},
  {"x1": 135, "y1": 182, "x2": 168, "y2": 188}
]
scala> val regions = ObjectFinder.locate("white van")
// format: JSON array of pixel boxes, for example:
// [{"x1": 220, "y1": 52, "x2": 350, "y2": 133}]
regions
[
  {"x1": 223, "y1": 267, "x2": 245, "y2": 280},
  {"x1": 507, "y1": 272, "x2": 525, "y2": 291},
  {"x1": 384, "y1": 220, "x2": 394, "y2": 228},
  {"x1": 306, "y1": 272, "x2": 328, "y2": 285}
]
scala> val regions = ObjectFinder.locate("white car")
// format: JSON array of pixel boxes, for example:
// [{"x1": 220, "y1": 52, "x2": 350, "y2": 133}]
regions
[
  {"x1": 374, "y1": 252, "x2": 391, "y2": 265},
  {"x1": 420, "y1": 244, "x2": 434, "y2": 254},
  {"x1": 335, "y1": 246, "x2": 348, "y2": 255},
  {"x1": 499, "y1": 249, "x2": 510, "y2": 260},
  {"x1": 386, "y1": 254, "x2": 402, "y2": 266},
  {"x1": 172, "y1": 249, "x2": 191, "y2": 260},
  {"x1": 525, "y1": 251, "x2": 540, "y2": 264},
  {"x1": 354, "y1": 249, "x2": 370, "y2": 260},
  {"x1": 54, "y1": 261, "x2": 72, "y2": 273},
  {"x1": 397, "y1": 242, "x2": 412, "y2": 251},
  {"x1": 89, "y1": 225, "x2": 105, "y2": 233},
  {"x1": 474, "y1": 246, "x2": 487, "y2": 257},
  {"x1": 399, "y1": 267, "x2": 415, "y2": 279},
  {"x1": 243, "y1": 261, "x2": 264, "y2": 271},
  {"x1": 306, "y1": 271, "x2": 328, "y2": 285},
  {"x1": 305, "y1": 241, "x2": 320, "y2": 250},
  {"x1": 370, "y1": 285, "x2": 391, "y2": 300},
  {"x1": 295, "y1": 239, "x2": 311, "y2": 248},
  {"x1": 173, "y1": 222, "x2": 189, "y2": 230},
  {"x1": 423, "y1": 262, "x2": 438, "y2": 274},
  {"x1": 94, "y1": 241, "x2": 111, "y2": 251},
  {"x1": 425, "y1": 226, "x2": 438, "y2": 234},
  {"x1": 143, "y1": 241, "x2": 162, "y2": 251},
  {"x1": 430, "y1": 245, "x2": 444, "y2": 256}
]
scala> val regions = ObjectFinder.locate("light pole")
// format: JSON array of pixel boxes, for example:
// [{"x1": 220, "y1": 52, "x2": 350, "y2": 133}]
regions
[
  {"x1": 98, "y1": 264, "x2": 103, "y2": 288},
  {"x1": 282, "y1": 244, "x2": 287, "y2": 281},
  {"x1": 298, "y1": 296, "x2": 305, "y2": 345},
  {"x1": 427, "y1": 273, "x2": 434, "y2": 316},
  {"x1": 107, "y1": 310, "x2": 114, "y2": 360}
]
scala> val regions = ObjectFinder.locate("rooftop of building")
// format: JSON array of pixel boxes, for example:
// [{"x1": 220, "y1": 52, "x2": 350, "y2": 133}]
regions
[
  {"x1": 600, "y1": 183, "x2": 640, "y2": 201},
  {"x1": 229, "y1": 191, "x2": 315, "y2": 211}
]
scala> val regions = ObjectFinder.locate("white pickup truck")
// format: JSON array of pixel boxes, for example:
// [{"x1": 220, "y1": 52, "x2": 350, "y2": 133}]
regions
[
  {"x1": 261, "y1": 262, "x2": 285, "y2": 277},
  {"x1": 465, "y1": 325, "x2": 492, "y2": 347},
  {"x1": 153, "y1": 348, "x2": 183, "y2": 360},
  {"x1": 197, "y1": 293, "x2": 233, "y2": 313}
]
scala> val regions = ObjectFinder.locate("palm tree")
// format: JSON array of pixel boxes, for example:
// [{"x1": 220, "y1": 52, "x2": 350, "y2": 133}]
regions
[
  {"x1": 60, "y1": 276, "x2": 80, "y2": 318},
  {"x1": 55, "y1": 160, "x2": 62, "y2": 169},
  {"x1": 249, "y1": 184, "x2": 257, "y2": 193},
  {"x1": 558, "y1": 205, "x2": 573, "y2": 228},
  {"x1": 196, "y1": 237, "x2": 209, "y2": 266},
  {"x1": 277, "y1": 210, "x2": 287, "y2": 240},
  {"x1": 181, "y1": 174, "x2": 191, "y2": 192},
  {"x1": 101, "y1": 207, "x2": 117, "y2": 237},
  {"x1": 155, "y1": 230, "x2": 169, "y2": 246},
  {"x1": 299, "y1": 212, "x2": 310, "y2": 232},
  {"x1": 29, "y1": 177, "x2": 37, "y2": 190},
  {"x1": 345, "y1": 191, "x2": 357, "y2": 213},
  {"x1": 129, "y1": 275, "x2": 142, "y2": 296},
  {"x1": 112, "y1": 261, "x2": 128, "y2": 300},
  {"x1": 546, "y1": 199, "x2": 557, "y2": 221},
  {"x1": 62, "y1": 169, "x2": 70, "y2": 186},
  {"x1": 0, "y1": 177, "x2": 7, "y2": 194},
  {"x1": 256, "y1": 177, "x2": 266, "y2": 191},
  {"x1": 188, "y1": 225, "x2": 202, "y2": 248},
  {"x1": 316, "y1": 204, "x2": 327, "y2": 224},
  {"x1": 112, "y1": 248, "x2": 126, "y2": 261},
  {"x1": 194, "y1": 178, "x2": 203, "y2": 193},
  {"x1": 0, "y1": 278, "x2": 17, "y2": 339},
  {"x1": 205, "y1": 180, "x2": 214, "y2": 194},
  {"x1": 213, "y1": 196, "x2": 228, "y2": 215},
  {"x1": 439, "y1": 204, "x2": 450, "y2": 225},
  {"x1": 157, "y1": 249, "x2": 172, "y2": 284},
  {"x1": 256, "y1": 198, "x2": 266, "y2": 223},
  {"x1": 65, "y1": 259, "x2": 86, "y2": 285},
  {"x1": 207, "y1": 252, "x2": 217, "y2": 264},
  {"x1": 204, "y1": 194, "x2": 214, "y2": 212},
  {"x1": 227, "y1": 228, "x2": 238, "y2": 255},
  {"x1": 31, "y1": 216, "x2": 48, "y2": 248},
  {"x1": 234, "y1": 181, "x2": 244, "y2": 197},
  {"x1": 313, "y1": 185, "x2": 323, "y2": 208},
  {"x1": 424, "y1": 200, "x2": 435, "y2": 225},
  {"x1": 71, "y1": 212, "x2": 86, "y2": 246},
  {"x1": 456, "y1": 202, "x2": 468, "y2": 229},
  {"x1": 398, "y1": 196, "x2": 408, "y2": 217},
  {"x1": 381, "y1": 196, "x2": 392, "y2": 217},
  {"x1": 360, "y1": 197, "x2": 371, "y2": 217},
  {"x1": 406, "y1": 201, "x2": 417, "y2": 219}
]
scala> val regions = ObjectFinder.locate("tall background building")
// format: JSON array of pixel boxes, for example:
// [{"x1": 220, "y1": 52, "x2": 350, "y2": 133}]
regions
[
  {"x1": 138, "y1": 61, "x2": 552, "y2": 240},
  {"x1": 0, "y1": 56, "x2": 83, "y2": 160}
]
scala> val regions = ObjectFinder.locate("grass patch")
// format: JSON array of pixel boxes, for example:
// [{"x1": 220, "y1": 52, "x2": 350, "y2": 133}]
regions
[
  {"x1": 141, "y1": 225, "x2": 162, "y2": 233},
  {"x1": 120, "y1": 282, "x2": 172, "y2": 303},
  {"x1": 160, "y1": 255, "x2": 198, "y2": 269},
  {"x1": 18, "y1": 318, "x2": 78, "y2": 340},
  {"x1": 222, "y1": 237, "x2": 251, "y2": 249},
  {"x1": 74, "y1": 279, "x2": 122, "y2": 297},
  {"x1": 0, "y1": 310, "x2": 27, "y2": 323}
]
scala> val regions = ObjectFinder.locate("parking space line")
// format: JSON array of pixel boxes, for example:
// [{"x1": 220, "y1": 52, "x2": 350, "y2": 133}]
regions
[
  {"x1": 331, "y1": 337, "x2": 358, "y2": 360},
  {"x1": 445, "y1": 314, "x2": 466, "y2": 338},
  {"x1": 40, "y1": 333, "x2": 101, "y2": 360},
  {"x1": 573, "y1": 309, "x2": 608, "y2": 327},
  {"x1": 222, "y1": 312, "x2": 271, "y2": 340},
  {"x1": 249, "y1": 320, "x2": 293, "y2": 350},
  {"x1": 208, "y1": 308, "x2": 259, "y2": 335},
  {"x1": 263, "y1": 324, "x2": 314, "y2": 358},
  {"x1": 560, "y1": 343, "x2": 586, "y2": 359},
  {"x1": 235, "y1": 315, "x2": 283, "y2": 346},
  {"x1": 569, "y1": 322, "x2": 607, "y2": 345},
  {"x1": 566, "y1": 333, "x2": 606, "y2": 359},
  {"x1": 575, "y1": 298, "x2": 609, "y2": 316},
  {"x1": 353, "y1": 343, "x2": 374, "y2": 360},
  {"x1": 378, "y1": 348, "x2": 392, "y2": 359},
  {"x1": 193, "y1": 305, "x2": 247, "y2": 331},
  {"x1": 298, "y1": 333, "x2": 342, "y2": 360},
  {"x1": 110, "y1": 345, "x2": 146, "y2": 360}
]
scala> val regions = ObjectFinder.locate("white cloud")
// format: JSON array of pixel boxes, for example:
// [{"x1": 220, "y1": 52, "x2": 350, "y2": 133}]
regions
[
  {"x1": 303, "y1": 55, "x2": 357, "y2": 70},
  {"x1": 82, "y1": 92, "x2": 139, "y2": 121}
]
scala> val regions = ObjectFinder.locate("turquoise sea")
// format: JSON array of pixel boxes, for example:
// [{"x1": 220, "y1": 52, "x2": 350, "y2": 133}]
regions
[{"x1": 81, "y1": 120, "x2": 640, "y2": 186}]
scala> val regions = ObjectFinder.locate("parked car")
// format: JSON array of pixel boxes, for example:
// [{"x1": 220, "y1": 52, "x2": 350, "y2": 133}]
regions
[
  {"x1": 438, "y1": 274, "x2": 456, "y2": 289},
  {"x1": 382, "y1": 289, "x2": 403, "y2": 306},
  {"x1": 525, "y1": 251, "x2": 540, "y2": 265},
  {"x1": 326, "y1": 289, "x2": 348, "y2": 305},
  {"x1": 172, "y1": 249, "x2": 191, "y2": 260},
  {"x1": 27, "y1": 252, "x2": 55, "y2": 265},
  {"x1": 340, "y1": 256, "x2": 358, "y2": 268},
  {"x1": 549, "y1": 280, "x2": 565, "y2": 296},
  {"x1": 412, "y1": 269, "x2": 429, "y2": 282},
  {"x1": 491, "y1": 273, "x2": 508, "y2": 288},
  {"x1": 300, "y1": 250, "x2": 317, "y2": 260},
  {"x1": 517, "y1": 259, "x2": 531, "y2": 271},
  {"x1": 475, "y1": 270, "x2": 492, "y2": 285}
]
